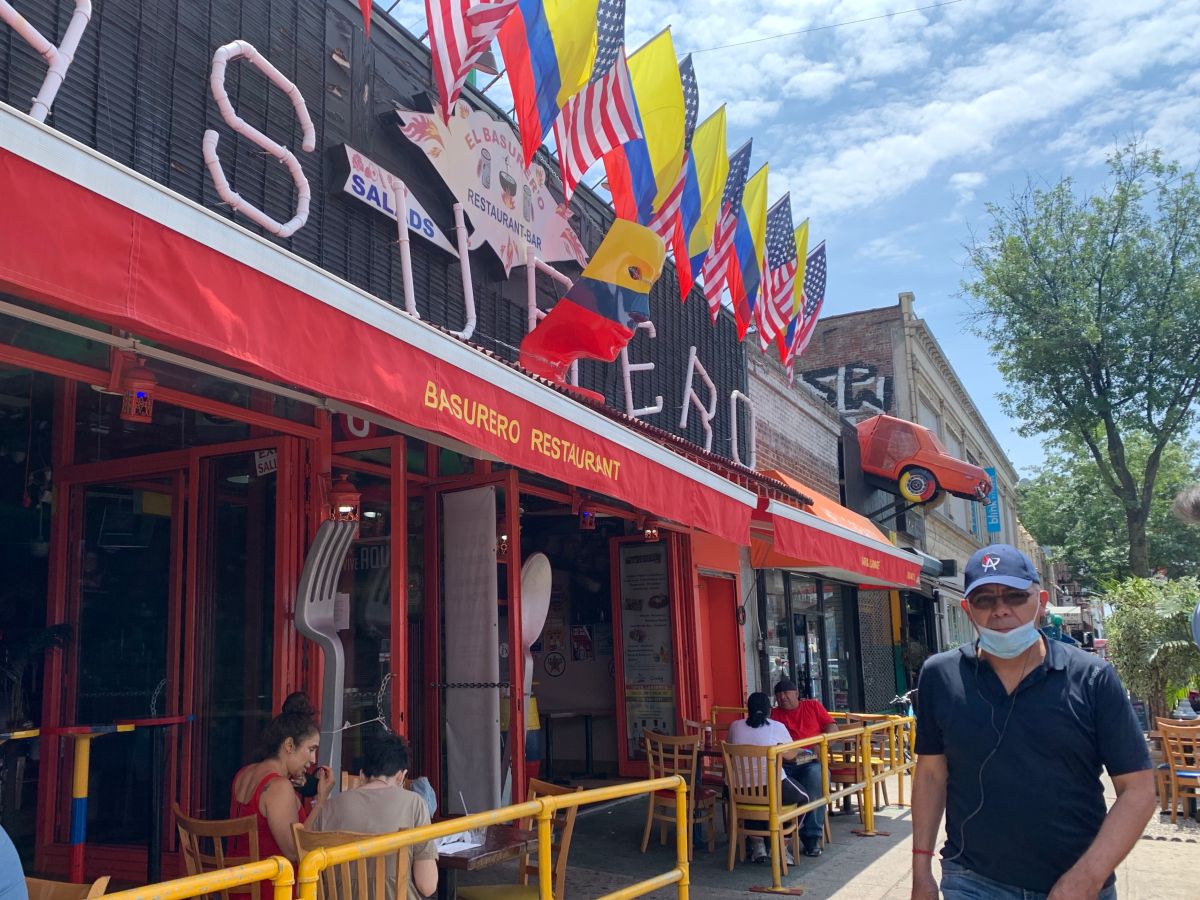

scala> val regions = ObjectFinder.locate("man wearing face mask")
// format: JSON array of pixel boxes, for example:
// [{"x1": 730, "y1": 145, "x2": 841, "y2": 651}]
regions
[{"x1": 910, "y1": 544, "x2": 1154, "y2": 900}]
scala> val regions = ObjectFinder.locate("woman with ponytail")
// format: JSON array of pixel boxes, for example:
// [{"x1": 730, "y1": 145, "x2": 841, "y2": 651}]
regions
[{"x1": 728, "y1": 692, "x2": 809, "y2": 863}]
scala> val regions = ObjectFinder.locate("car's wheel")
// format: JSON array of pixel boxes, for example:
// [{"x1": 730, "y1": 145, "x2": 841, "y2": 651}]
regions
[{"x1": 899, "y1": 467, "x2": 938, "y2": 503}]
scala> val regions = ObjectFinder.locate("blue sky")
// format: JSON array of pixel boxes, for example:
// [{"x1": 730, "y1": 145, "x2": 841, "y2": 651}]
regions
[{"x1": 384, "y1": 0, "x2": 1200, "y2": 475}]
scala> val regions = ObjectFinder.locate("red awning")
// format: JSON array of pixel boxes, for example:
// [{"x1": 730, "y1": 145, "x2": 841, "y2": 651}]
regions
[
  {"x1": 0, "y1": 110, "x2": 757, "y2": 544},
  {"x1": 754, "y1": 471, "x2": 921, "y2": 590}
]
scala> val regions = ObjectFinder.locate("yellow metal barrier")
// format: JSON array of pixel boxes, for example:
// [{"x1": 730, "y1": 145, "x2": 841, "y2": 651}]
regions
[
  {"x1": 294, "y1": 776, "x2": 689, "y2": 900},
  {"x1": 746, "y1": 715, "x2": 917, "y2": 893},
  {"x1": 103, "y1": 857, "x2": 295, "y2": 900}
]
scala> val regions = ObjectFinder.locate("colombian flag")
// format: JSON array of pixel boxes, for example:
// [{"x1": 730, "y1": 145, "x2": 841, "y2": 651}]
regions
[
  {"x1": 777, "y1": 218, "x2": 809, "y2": 360},
  {"x1": 499, "y1": 0, "x2": 600, "y2": 167},
  {"x1": 603, "y1": 29, "x2": 686, "y2": 223},
  {"x1": 680, "y1": 106, "x2": 729, "y2": 291},
  {"x1": 730, "y1": 164, "x2": 769, "y2": 340},
  {"x1": 519, "y1": 220, "x2": 666, "y2": 387}
]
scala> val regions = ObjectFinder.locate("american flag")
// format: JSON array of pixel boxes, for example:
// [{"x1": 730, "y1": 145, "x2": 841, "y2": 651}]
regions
[
  {"x1": 757, "y1": 196, "x2": 797, "y2": 351},
  {"x1": 701, "y1": 140, "x2": 752, "y2": 321},
  {"x1": 553, "y1": 0, "x2": 641, "y2": 200},
  {"x1": 426, "y1": 0, "x2": 518, "y2": 120},
  {"x1": 679, "y1": 55, "x2": 699, "y2": 151},
  {"x1": 646, "y1": 56, "x2": 698, "y2": 240},
  {"x1": 784, "y1": 241, "x2": 827, "y2": 382}
]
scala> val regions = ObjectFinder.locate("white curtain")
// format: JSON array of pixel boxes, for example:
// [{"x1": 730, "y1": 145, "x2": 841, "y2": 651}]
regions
[{"x1": 442, "y1": 487, "x2": 501, "y2": 813}]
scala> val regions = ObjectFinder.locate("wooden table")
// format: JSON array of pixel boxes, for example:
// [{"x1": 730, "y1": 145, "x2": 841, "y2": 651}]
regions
[{"x1": 436, "y1": 824, "x2": 536, "y2": 899}]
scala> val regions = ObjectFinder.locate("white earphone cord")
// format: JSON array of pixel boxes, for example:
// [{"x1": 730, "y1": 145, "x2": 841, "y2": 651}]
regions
[{"x1": 941, "y1": 640, "x2": 1037, "y2": 866}]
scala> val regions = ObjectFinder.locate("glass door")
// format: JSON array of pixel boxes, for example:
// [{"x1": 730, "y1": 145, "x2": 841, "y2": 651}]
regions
[
  {"x1": 64, "y1": 473, "x2": 183, "y2": 844},
  {"x1": 190, "y1": 446, "x2": 284, "y2": 820}
]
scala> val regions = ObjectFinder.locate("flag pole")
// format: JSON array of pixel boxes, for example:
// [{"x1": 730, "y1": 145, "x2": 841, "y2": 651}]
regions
[{"x1": 480, "y1": 70, "x2": 506, "y2": 93}]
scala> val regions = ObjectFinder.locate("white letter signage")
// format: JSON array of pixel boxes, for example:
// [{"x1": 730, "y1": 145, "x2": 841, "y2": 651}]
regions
[
  {"x1": 680, "y1": 346, "x2": 717, "y2": 452},
  {"x1": 0, "y1": 0, "x2": 92, "y2": 123},
  {"x1": 202, "y1": 39, "x2": 315, "y2": 238}
]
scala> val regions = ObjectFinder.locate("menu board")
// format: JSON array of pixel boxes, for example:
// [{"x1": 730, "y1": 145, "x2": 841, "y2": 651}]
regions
[{"x1": 618, "y1": 543, "x2": 675, "y2": 758}]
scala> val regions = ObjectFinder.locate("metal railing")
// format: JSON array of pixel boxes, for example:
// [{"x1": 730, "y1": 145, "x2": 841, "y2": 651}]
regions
[
  {"x1": 295, "y1": 776, "x2": 689, "y2": 900},
  {"x1": 103, "y1": 777, "x2": 689, "y2": 900},
  {"x1": 745, "y1": 713, "x2": 916, "y2": 892},
  {"x1": 103, "y1": 858, "x2": 296, "y2": 900}
]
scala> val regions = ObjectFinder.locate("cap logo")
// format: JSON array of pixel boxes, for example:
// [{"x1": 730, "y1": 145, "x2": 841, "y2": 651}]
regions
[{"x1": 981, "y1": 555, "x2": 1000, "y2": 573}]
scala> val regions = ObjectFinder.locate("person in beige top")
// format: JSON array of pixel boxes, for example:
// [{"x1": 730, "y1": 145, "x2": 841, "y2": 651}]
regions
[{"x1": 309, "y1": 734, "x2": 438, "y2": 900}]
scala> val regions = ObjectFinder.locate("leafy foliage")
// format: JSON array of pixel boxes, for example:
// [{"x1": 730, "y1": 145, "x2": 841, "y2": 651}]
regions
[
  {"x1": 966, "y1": 143, "x2": 1200, "y2": 575},
  {"x1": 1018, "y1": 433, "x2": 1200, "y2": 584},
  {"x1": 1105, "y1": 577, "x2": 1200, "y2": 721}
]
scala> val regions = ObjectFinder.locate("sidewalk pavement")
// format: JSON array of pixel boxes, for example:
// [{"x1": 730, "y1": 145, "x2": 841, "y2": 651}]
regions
[{"x1": 458, "y1": 773, "x2": 1199, "y2": 898}]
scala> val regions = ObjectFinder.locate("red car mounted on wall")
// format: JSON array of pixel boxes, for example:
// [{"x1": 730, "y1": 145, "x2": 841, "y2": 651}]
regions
[{"x1": 856, "y1": 415, "x2": 992, "y2": 504}]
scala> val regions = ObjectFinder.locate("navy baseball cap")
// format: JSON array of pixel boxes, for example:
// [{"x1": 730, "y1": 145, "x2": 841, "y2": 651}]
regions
[{"x1": 963, "y1": 544, "x2": 1041, "y2": 595}]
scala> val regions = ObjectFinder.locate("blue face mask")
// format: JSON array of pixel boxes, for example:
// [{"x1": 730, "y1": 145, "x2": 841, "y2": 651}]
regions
[{"x1": 976, "y1": 618, "x2": 1041, "y2": 659}]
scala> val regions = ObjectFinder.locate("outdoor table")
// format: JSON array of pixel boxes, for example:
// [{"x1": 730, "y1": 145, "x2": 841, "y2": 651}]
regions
[
  {"x1": 42, "y1": 723, "x2": 135, "y2": 882},
  {"x1": 542, "y1": 708, "x2": 613, "y2": 781},
  {"x1": 436, "y1": 823, "x2": 537, "y2": 899},
  {"x1": 115, "y1": 714, "x2": 193, "y2": 884}
]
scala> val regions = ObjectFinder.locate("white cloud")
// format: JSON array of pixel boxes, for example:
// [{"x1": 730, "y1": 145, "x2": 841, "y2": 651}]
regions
[
  {"x1": 858, "y1": 230, "x2": 923, "y2": 265},
  {"x1": 949, "y1": 171, "x2": 987, "y2": 206}
]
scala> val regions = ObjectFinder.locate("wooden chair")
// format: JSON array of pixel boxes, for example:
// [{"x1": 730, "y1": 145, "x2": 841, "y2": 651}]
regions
[
  {"x1": 640, "y1": 731, "x2": 717, "y2": 859},
  {"x1": 1155, "y1": 719, "x2": 1200, "y2": 825},
  {"x1": 721, "y1": 743, "x2": 802, "y2": 874},
  {"x1": 340, "y1": 771, "x2": 364, "y2": 792},
  {"x1": 457, "y1": 779, "x2": 582, "y2": 900},
  {"x1": 294, "y1": 825, "x2": 411, "y2": 900},
  {"x1": 1148, "y1": 731, "x2": 1171, "y2": 815},
  {"x1": 847, "y1": 716, "x2": 892, "y2": 809},
  {"x1": 683, "y1": 718, "x2": 726, "y2": 831},
  {"x1": 173, "y1": 804, "x2": 261, "y2": 900},
  {"x1": 25, "y1": 877, "x2": 110, "y2": 899},
  {"x1": 827, "y1": 732, "x2": 869, "y2": 822}
]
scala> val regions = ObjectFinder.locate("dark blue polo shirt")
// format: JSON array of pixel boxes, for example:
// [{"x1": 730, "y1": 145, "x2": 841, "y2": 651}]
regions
[{"x1": 915, "y1": 638, "x2": 1150, "y2": 893}]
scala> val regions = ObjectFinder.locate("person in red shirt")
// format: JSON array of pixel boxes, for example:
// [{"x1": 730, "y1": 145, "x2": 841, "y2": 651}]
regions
[{"x1": 770, "y1": 679, "x2": 839, "y2": 855}]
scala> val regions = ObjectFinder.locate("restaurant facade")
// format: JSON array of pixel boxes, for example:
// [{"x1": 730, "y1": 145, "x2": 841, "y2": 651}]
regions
[{"x1": 0, "y1": 0, "x2": 921, "y2": 883}]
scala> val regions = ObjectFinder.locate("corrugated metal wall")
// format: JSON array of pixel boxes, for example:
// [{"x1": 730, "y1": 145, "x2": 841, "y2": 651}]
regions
[{"x1": 1, "y1": 0, "x2": 749, "y2": 458}]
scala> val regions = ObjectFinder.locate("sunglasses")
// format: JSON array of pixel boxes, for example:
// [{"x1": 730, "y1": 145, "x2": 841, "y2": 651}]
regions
[{"x1": 967, "y1": 589, "x2": 1034, "y2": 611}]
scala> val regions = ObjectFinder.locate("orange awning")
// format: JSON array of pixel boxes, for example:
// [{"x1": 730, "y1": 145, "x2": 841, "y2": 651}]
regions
[{"x1": 753, "y1": 470, "x2": 921, "y2": 590}]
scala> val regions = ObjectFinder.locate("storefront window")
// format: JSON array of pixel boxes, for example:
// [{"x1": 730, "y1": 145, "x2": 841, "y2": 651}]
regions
[
  {"x1": 339, "y1": 471, "x2": 393, "y2": 773},
  {"x1": 824, "y1": 585, "x2": 850, "y2": 712},
  {"x1": 437, "y1": 448, "x2": 474, "y2": 475},
  {"x1": 761, "y1": 571, "x2": 789, "y2": 691},
  {"x1": 75, "y1": 389, "x2": 251, "y2": 462}
]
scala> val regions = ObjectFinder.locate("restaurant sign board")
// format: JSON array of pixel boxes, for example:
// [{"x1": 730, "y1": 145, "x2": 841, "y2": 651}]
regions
[
  {"x1": 394, "y1": 100, "x2": 588, "y2": 275},
  {"x1": 335, "y1": 144, "x2": 458, "y2": 257}
]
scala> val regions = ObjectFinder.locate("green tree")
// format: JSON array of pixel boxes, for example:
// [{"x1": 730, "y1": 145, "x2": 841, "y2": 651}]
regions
[
  {"x1": 966, "y1": 144, "x2": 1200, "y2": 576},
  {"x1": 1018, "y1": 433, "x2": 1200, "y2": 584},
  {"x1": 1104, "y1": 576, "x2": 1200, "y2": 722}
]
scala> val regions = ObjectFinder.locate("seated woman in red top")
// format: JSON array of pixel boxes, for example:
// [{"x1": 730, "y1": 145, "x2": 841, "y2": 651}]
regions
[{"x1": 230, "y1": 711, "x2": 334, "y2": 895}]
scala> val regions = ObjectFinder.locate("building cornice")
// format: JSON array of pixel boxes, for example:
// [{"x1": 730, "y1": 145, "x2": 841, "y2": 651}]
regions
[{"x1": 906, "y1": 317, "x2": 1020, "y2": 485}]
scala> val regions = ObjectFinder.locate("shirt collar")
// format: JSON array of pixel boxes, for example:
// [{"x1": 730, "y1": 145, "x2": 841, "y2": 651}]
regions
[{"x1": 958, "y1": 635, "x2": 1066, "y2": 671}]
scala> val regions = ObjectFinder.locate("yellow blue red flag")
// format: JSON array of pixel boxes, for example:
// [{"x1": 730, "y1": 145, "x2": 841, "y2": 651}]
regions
[
  {"x1": 519, "y1": 220, "x2": 666, "y2": 388},
  {"x1": 498, "y1": 0, "x2": 600, "y2": 166},
  {"x1": 730, "y1": 164, "x2": 769, "y2": 340},
  {"x1": 602, "y1": 29, "x2": 686, "y2": 223}
]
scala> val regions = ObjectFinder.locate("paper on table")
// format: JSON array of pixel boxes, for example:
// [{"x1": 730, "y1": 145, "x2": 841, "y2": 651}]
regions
[{"x1": 438, "y1": 833, "x2": 483, "y2": 854}]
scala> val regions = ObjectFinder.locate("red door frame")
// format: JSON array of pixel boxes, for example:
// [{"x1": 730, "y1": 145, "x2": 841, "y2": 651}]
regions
[
  {"x1": 428, "y1": 467, "x2": 525, "y2": 803},
  {"x1": 609, "y1": 532, "x2": 693, "y2": 778}
]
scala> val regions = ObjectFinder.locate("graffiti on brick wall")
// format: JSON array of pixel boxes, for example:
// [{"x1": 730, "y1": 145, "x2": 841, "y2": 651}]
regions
[{"x1": 802, "y1": 363, "x2": 893, "y2": 416}]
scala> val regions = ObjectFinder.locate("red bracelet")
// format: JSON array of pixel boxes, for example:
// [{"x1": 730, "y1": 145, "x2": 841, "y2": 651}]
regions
[{"x1": 912, "y1": 849, "x2": 935, "y2": 857}]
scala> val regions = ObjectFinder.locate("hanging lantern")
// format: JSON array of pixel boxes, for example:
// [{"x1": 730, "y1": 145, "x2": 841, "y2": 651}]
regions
[
  {"x1": 327, "y1": 474, "x2": 361, "y2": 522},
  {"x1": 119, "y1": 358, "x2": 157, "y2": 424}
]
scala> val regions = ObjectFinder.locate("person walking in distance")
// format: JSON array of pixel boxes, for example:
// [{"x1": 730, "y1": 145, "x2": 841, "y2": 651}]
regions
[{"x1": 911, "y1": 544, "x2": 1154, "y2": 900}]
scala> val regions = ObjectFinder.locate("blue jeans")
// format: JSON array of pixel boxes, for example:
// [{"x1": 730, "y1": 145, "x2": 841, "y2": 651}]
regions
[
  {"x1": 782, "y1": 760, "x2": 825, "y2": 844},
  {"x1": 941, "y1": 860, "x2": 1117, "y2": 899}
]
